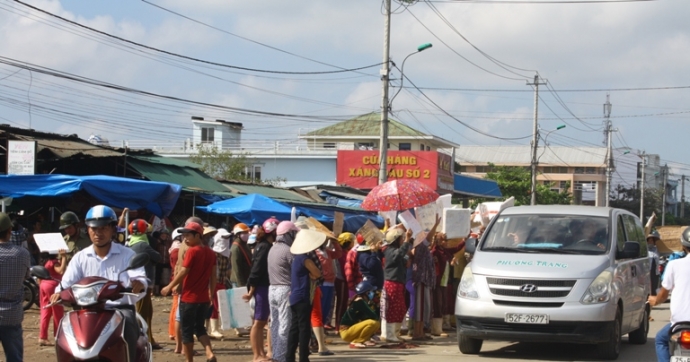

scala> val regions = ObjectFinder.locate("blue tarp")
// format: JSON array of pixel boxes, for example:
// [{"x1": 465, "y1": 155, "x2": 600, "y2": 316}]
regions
[
  {"x1": 454, "y1": 174, "x2": 503, "y2": 198},
  {"x1": 198, "y1": 194, "x2": 384, "y2": 233},
  {"x1": 197, "y1": 194, "x2": 293, "y2": 226},
  {"x1": 0, "y1": 174, "x2": 181, "y2": 217}
]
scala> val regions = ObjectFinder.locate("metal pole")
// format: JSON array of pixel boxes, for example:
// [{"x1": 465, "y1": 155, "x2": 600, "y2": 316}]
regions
[
  {"x1": 682, "y1": 175, "x2": 686, "y2": 219},
  {"x1": 378, "y1": 0, "x2": 392, "y2": 185},
  {"x1": 528, "y1": 75, "x2": 545, "y2": 205},
  {"x1": 639, "y1": 151, "x2": 646, "y2": 220},
  {"x1": 604, "y1": 96, "x2": 613, "y2": 207},
  {"x1": 662, "y1": 164, "x2": 667, "y2": 226}
]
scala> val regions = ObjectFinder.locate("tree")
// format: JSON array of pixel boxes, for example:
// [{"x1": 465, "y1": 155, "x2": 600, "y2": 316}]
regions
[
  {"x1": 189, "y1": 146, "x2": 286, "y2": 186},
  {"x1": 608, "y1": 185, "x2": 690, "y2": 225},
  {"x1": 481, "y1": 163, "x2": 572, "y2": 206}
]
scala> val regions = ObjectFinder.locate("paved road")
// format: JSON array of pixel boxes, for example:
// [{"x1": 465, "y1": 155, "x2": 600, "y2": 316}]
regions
[{"x1": 315, "y1": 304, "x2": 668, "y2": 362}]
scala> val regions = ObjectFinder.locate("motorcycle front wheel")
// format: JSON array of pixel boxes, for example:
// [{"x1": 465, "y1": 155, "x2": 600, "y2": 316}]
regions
[{"x1": 22, "y1": 281, "x2": 36, "y2": 310}]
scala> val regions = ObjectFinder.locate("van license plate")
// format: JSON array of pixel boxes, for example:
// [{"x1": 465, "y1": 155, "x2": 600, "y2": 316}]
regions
[
  {"x1": 672, "y1": 356, "x2": 690, "y2": 362},
  {"x1": 505, "y1": 313, "x2": 549, "y2": 324}
]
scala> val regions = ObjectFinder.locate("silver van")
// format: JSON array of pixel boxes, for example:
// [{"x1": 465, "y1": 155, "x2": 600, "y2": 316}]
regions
[{"x1": 455, "y1": 205, "x2": 650, "y2": 360}]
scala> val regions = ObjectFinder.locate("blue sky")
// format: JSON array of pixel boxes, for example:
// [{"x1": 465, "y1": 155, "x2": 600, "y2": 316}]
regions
[{"x1": 0, "y1": 0, "x2": 688, "y2": 188}]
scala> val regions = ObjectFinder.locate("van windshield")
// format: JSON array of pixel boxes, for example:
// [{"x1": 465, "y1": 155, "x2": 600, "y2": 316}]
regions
[{"x1": 481, "y1": 214, "x2": 609, "y2": 255}]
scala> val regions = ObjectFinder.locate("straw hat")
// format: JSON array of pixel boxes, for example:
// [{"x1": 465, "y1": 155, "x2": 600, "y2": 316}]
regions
[
  {"x1": 290, "y1": 229, "x2": 328, "y2": 255},
  {"x1": 383, "y1": 228, "x2": 405, "y2": 246}
]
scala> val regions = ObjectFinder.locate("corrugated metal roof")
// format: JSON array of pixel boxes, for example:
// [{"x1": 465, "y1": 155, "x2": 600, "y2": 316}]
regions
[
  {"x1": 127, "y1": 156, "x2": 228, "y2": 192},
  {"x1": 221, "y1": 183, "x2": 314, "y2": 202},
  {"x1": 455, "y1": 146, "x2": 607, "y2": 167},
  {"x1": 29, "y1": 138, "x2": 123, "y2": 158},
  {"x1": 305, "y1": 112, "x2": 427, "y2": 137}
]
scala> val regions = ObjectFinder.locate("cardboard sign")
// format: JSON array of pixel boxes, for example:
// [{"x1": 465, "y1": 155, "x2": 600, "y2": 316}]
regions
[
  {"x1": 357, "y1": 220, "x2": 384, "y2": 244},
  {"x1": 33, "y1": 233, "x2": 69, "y2": 254},
  {"x1": 398, "y1": 210, "x2": 423, "y2": 239},
  {"x1": 656, "y1": 225, "x2": 684, "y2": 254},
  {"x1": 306, "y1": 217, "x2": 335, "y2": 239},
  {"x1": 332, "y1": 212, "x2": 344, "y2": 236},
  {"x1": 443, "y1": 208, "x2": 471, "y2": 239}
]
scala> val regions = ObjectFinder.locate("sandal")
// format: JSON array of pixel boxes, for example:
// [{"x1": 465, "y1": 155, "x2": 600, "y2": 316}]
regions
[
  {"x1": 364, "y1": 340, "x2": 376, "y2": 347},
  {"x1": 38, "y1": 339, "x2": 53, "y2": 346},
  {"x1": 350, "y1": 342, "x2": 367, "y2": 349}
]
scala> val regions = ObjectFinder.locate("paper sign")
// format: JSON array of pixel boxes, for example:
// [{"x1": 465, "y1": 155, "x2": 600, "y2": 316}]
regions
[
  {"x1": 291, "y1": 207, "x2": 297, "y2": 223},
  {"x1": 33, "y1": 233, "x2": 69, "y2": 254},
  {"x1": 436, "y1": 194, "x2": 453, "y2": 209},
  {"x1": 398, "y1": 210, "x2": 423, "y2": 241},
  {"x1": 217, "y1": 287, "x2": 253, "y2": 329},
  {"x1": 379, "y1": 211, "x2": 397, "y2": 228},
  {"x1": 357, "y1": 220, "x2": 383, "y2": 244},
  {"x1": 500, "y1": 197, "x2": 515, "y2": 212},
  {"x1": 415, "y1": 202, "x2": 440, "y2": 232},
  {"x1": 332, "y1": 212, "x2": 344, "y2": 236},
  {"x1": 645, "y1": 212, "x2": 657, "y2": 237},
  {"x1": 476, "y1": 197, "x2": 515, "y2": 227},
  {"x1": 443, "y1": 208, "x2": 471, "y2": 239}
]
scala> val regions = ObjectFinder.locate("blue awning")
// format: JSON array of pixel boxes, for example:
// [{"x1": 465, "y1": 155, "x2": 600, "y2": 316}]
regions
[
  {"x1": 0, "y1": 174, "x2": 181, "y2": 217},
  {"x1": 198, "y1": 193, "x2": 383, "y2": 232},
  {"x1": 454, "y1": 174, "x2": 502, "y2": 198}
]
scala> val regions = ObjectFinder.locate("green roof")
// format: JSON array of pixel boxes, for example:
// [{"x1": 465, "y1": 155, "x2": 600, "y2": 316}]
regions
[
  {"x1": 306, "y1": 112, "x2": 428, "y2": 138},
  {"x1": 128, "y1": 155, "x2": 228, "y2": 193},
  {"x1": 221, "y1": 183, "x2": 314, "y2": 203}
]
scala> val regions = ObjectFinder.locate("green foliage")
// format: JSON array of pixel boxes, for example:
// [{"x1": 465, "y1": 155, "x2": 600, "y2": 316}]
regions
[
  {"x1": 481, "y1": 163, "x2": 572, "y2": 206},
  {"x1": 188, "y1": 145, "x2": 285, "y2": 186},
  {"x1": 609, "y1": 184, "x2": 690, "y2": 225}
]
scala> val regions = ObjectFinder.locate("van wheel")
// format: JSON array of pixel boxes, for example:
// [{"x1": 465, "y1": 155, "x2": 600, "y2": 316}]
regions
[
  {"x1": 628, "y1": 305, "x2": 649, "y2": 345},
  {"x1": 458, "y1": 334, "x2": 483, "y2": 354},
  {"x1": 597, "y1": 308, "x2": 622, "y2": 360}
]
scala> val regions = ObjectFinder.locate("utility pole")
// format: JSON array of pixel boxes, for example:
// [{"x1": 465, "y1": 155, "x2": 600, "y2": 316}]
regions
[
  {"x1": 682, "y1": 175, "x2": 686, "y2": 219},
  {"x1": 662, "y1": 163, "x2": 668, "y2": 226},
  {"x1": 604, "y1": 95, "x2": 614, "y2": 207},
  {"x1": 378, "y1": 0, "x2": 392, "y2": 185},
  {"x1": 639, "y1": 151, "x2": 646, "y2": 220},
  {"x1": 528, "y1": 74, "x2": 546, "y2": 205}
]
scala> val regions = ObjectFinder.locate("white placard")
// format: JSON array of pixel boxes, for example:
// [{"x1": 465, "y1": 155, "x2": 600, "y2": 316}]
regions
[
  {"x1": 436, "y1": 194, "x2": 453, "y2": 232},
  {"x1": 443, "y1": 208, "x2": 471, "y2": 239},
  {"x1": 379, "y1": 211, "x2": 397, "y2": 227},
  {"x1": 33, "y1": 233, "x2": 69, "y2": 254},
  {"x1": 415, "y1": 202, "x2": 439, "y2": 232},
  {"x1": 217, "y1": 287, "x2": 253, "y2": 329},
  {"x1": 7, "y1": 140, "x2": 35, "y2": 175},
  {"x1": 398, "y1": 210, "x2": 422, "y2": 239}
]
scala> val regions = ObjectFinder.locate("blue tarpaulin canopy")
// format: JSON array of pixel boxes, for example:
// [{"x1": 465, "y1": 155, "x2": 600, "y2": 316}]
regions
[
  {"x1": 198, "y1": 194, "x2": 384, "y2": 232},
  {"x1": 454, "y1": 174, "x2": 503, "y2": 198},
  {"x1": 197, "y1": 194, "x2": 293, "y2": 226},
  {"x1": 0, "y1": 174, "x2": 181, "y2": 217}
]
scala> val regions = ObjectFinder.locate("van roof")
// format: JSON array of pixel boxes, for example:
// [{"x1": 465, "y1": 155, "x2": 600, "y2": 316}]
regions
[{"x1": 501, "y1": 205, "x2": 613, "y2": 217}]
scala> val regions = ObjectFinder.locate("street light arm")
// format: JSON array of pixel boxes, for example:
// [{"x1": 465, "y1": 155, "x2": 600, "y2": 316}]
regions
[
  {"x1": 389, "y1": 43, "x2": 432, "y2": 108},
  {"x1": 536, "y1": 125, "x2": 565, "y2": 162}
]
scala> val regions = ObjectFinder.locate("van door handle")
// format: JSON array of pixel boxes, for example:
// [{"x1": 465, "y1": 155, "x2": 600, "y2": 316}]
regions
[{"x1": 631, "y1": 265, "x2": 637, "y2": 277}]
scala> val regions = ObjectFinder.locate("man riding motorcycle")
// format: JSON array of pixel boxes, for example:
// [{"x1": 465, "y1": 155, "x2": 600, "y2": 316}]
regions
[
  {"x1": 649, "y1": 226, "x2": 690, "y2": 362},
  {"x1": 50, "y1": 205, "x2": 147, "y2": 362}
]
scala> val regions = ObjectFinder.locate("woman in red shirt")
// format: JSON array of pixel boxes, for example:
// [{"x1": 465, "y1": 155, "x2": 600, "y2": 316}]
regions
[{"x1": 38, "y1": 249, "x2": 67, "y2": 346}]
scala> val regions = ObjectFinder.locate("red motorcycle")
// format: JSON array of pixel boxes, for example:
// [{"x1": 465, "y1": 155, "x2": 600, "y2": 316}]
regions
[{"x1": 32, "y1": 254, "x2": 152, "y2": 362}]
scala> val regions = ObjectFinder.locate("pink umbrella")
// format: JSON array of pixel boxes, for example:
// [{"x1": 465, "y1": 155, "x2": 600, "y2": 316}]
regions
[{"x1": 361, "y1": 179, "x2": 440, "y2": 211}]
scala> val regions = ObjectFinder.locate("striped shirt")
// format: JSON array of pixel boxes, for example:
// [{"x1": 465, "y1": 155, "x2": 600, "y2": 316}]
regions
[
  {"x1": 267, "y1": 241, "x2": 293, "y2": 286},
  {"x1": 0, "y1": 242, "x2": 31, "y2": 326}
]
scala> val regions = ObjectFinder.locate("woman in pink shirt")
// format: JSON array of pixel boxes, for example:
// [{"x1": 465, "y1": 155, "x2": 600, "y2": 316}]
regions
[{"x1": 38, "y1": 249, "x2": 67, "y2": 346}]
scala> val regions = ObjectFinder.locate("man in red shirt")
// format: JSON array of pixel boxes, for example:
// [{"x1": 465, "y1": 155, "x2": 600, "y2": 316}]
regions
[{"x1": 162, "y1": 221, "x2": 217, "y2": 362}]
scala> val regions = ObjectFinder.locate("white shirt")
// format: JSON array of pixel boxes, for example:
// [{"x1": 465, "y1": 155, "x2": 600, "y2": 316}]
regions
[
  {"x1": 662, "y1": 255, "x2": 690, "y2": 324},
  {"x1": 56, "y1": 242, "x2": 148, "y2": 305}
]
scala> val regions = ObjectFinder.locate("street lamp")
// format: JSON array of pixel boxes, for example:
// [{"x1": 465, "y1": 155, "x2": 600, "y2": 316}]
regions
[
  {"x1": 378, "y1": 42, "x2": 433, "y2": 185},
  {"x1": 532, "y1": 125, "x2": 565, "y2": 205}
]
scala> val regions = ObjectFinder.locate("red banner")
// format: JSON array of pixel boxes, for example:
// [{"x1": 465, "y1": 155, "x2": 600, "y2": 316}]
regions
[{"x1": 336, "y1": 150, "x2": 454, "y2": 193}]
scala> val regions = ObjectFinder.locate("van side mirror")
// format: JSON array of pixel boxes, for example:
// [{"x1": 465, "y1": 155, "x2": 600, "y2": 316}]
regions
[
  {"x1": 465, "y1": 238, "x2": 477, "y2": 254},
  {"x1": 617, "y1": 241, "x2": 640, "y2": 259}
]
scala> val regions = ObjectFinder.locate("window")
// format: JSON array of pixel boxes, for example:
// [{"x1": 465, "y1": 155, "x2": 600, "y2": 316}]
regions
[
  {"x1": 543, "y1": 167, "x2": 569, "y2": 174},
  {"x1": 420, "y1": 144, "x2": 425, "y2": 151},
  {"x1": 622, "y1": 214, "x2": 647, "y2": 257},
  {"x1": 242, "y1": 165, "x2": 262, "y2": 183},
  {"x1": 616, "y1": 216, "x2": 626, "y2": 251},
  {"x1": 357, "y1": 142, "x2": 374, "y2": 150},
  {"x1": 323, "y1": 142, "x2": 336, "y2": 149},
  {"x1": 201, "y1": 127, "x2": 214, "y2": 142},
  {"x1": 559, "y1": 181, "x2": 569, "y2": 189},
  {"x1": 458, "y1": 166, "x2": 467, "y2": 172},
  {"x1": 426, "y1": 146, "x2": 431, "y2": 151},
  {"x1": 399, "y1": 143, "x2": 411, "y2": 151}
]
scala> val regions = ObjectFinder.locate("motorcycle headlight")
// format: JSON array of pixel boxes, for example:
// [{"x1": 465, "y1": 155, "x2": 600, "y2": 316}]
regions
[
  {"x1": 72, "y1": 282, "x2": 105, "y2": 306},
  {"x1": 581, "y1": 270, "x2": 613, "y2": 304},
  {"x1": 458, "y1": 266, "x2": 479, "y2": 299}
]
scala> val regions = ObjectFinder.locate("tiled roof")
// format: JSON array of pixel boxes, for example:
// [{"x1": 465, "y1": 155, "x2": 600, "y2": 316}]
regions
[{"x1": 305, "y1": 112, "x2": 427, "y2": 138}]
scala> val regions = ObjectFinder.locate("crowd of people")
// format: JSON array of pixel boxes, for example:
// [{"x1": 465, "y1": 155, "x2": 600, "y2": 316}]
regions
[{"x1": 0, "y1": 206, "x2": 473, "y2": 362}]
